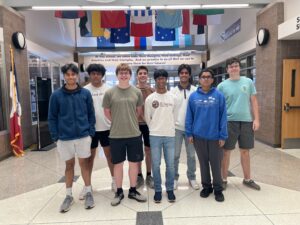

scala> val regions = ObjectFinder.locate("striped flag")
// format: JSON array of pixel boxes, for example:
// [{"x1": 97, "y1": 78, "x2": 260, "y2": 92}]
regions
[
  {"x1": 134, "y1": 37, "x2": 152, "y2": 50},
  {"x1": 130, "y1": 10, "x2": 153, "y2": 37},
  {"x1": 173, "y1": 28, "x2": 192, "y2": 48},
  {"x1": 91, "y1": 11, "x2": 104, "y2": 37},
  {"x1": 9, "y1": 46, "x2": 24, "y2": 157}
]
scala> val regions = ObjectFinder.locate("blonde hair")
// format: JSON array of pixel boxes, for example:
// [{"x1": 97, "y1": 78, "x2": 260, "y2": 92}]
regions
[{"x1": 115, "y1": 63, "x2": 132, "y2": 76}]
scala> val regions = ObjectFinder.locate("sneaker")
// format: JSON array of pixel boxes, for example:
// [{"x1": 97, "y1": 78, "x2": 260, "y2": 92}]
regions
[
  {"x1": 128, "y1": 190, "x2": 147, "y2": 202},
  {"x1": 174, "y1": 180, "x2": 178, "y2": 190},
  {"x1": 79, "y1": 187, "x2": 86, "y2": 200},
  {"x1": 145, "y1": 175, "x2": 154, "y2": 189},
  {"x1": 111, "y1": 180, "x2": 117, "y2": 192},
  {"x1": 243, "y1": 179, "x2": 261, "y2": 190},
  {"x1": 111, "y1": 192, "x2": 124, "y2": 206},
  {"x1": 85, "y1": 192, "x2": 95, "y2": 209},
  {"x1": 60, "y1": 195, "x2": 74, "y2": 213},
  {"x1": 167, "y1": 190, "x2": 176, "y2": 202},
  {"x1": 136, "y1": 175, "x2": 145, "y2": 189},
  {"x1": 214, "y1": 191, "x2": 225, "y2": 202},
  {"x1": 200, "y1": 187, "x2": 213, "y2": 198},
  {"x1": 154, "y1": 192, "x2": 162, "y2": 203},
  {"x1": 222, "y1": 180, "x2": 228, "y2": 190},
  {"x1": 189, "y1": 180, "x2": 200, "y2": 190}
]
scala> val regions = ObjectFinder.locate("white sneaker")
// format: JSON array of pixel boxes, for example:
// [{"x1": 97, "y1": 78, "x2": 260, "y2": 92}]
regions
[
  {"x1": 189, "y1": 180, "x2": 200, "y2": 190},
  {"x1": 111, "y1": 180, "x2": 117, "y2": 192},
  {"x1": 174, "y1": 180, "x2": 178, "y2": 190},
  {"x1": 79, "y1": 187, "x2": 86, "y2": 200}
]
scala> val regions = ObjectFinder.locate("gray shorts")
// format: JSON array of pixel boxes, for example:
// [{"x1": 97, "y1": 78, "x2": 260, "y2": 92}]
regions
[
  {"x1": 224, "y1": 121, "x2": 254, "y2": 150},
  {"x1": 57, "y1": 136, "x2": 92, "y2": 161}
]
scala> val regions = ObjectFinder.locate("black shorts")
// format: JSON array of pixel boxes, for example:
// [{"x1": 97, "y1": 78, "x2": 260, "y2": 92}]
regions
[
  {"x1": 109, "y1": 136, "x2": 144, "y2": 164},
  {"x1": 224, "y1": 121, "x2": 254, "y2": 150},
  {"x1": 91, "y1": 130, "x2": 110, "y2": 149},
  {"x1": 139, "y1": 124, "x2": 150, "y2": 148}
]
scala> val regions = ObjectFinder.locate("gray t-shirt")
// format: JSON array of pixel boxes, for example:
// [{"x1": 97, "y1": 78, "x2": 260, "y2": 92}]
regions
[{"x1": 102, "y1": 85, "x2": 143, "y2": 138}]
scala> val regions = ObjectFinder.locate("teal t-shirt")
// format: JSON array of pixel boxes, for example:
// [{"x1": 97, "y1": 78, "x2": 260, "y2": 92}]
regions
[{"x1": 217, "y1": 76, "x2": 256, "y2": 122}]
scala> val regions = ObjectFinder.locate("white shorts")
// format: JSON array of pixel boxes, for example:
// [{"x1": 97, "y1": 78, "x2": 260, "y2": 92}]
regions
[{"x1": 57, "y1": 136, "x2": 92, "y2": 161}]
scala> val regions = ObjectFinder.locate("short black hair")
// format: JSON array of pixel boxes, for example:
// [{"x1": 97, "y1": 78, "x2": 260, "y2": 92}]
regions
[
  {"x1": 199, "y1": 69, "x2": 215, "y2": 79},
  {"x1": 86, "y1": 64, "x2": 106, "y2": 76},
  {"x1": 154, "y1": 69, "x2": 168, "y2": 80},
  {"x1": 226, "y1": 57, "x2": 241, "y2": 68},
  {"x1": 61, "y1": 63, "x2": 79, "y2": 74},
  {"x1": 136, "y1": 65, "x2": 148, "y2": 74},
  {"x1": 178, "y1": 64, "x2": 191, "y2": 75}
]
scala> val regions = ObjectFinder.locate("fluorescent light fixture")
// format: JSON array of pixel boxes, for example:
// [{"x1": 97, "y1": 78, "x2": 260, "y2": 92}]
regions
[
  {"x1": 151, "y1": 5, "x2": 166, "y2": 10},
  {"x1": 166, "y1": 5, "x2": 201, "y2": 9},
  {"x1": 82, "y1": 6, "x2": 130, "y2": 10},
  {"x1": 130, "y1": 6, "x2": 146, "y2": 10},
  {"x1": 32, "y1": 6, "x2": 81, "y2": 10},
  {"x1": 202, "y1": 4, "x2": 249, "y2": 8}
]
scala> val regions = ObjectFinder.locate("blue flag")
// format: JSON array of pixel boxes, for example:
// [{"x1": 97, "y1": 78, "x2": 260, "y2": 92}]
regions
[
  {"x1": 97, "y1": 37, "x2": 115, "y2": 49},
  {"x1": 110, "y1": 14, "x2": 130, "y2": 44},
  {"x1": 155, "y1": 25, "x2": 175, "y2": 41}
]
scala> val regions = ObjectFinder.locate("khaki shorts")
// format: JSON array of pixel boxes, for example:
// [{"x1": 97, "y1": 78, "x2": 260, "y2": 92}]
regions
[{"x1": 57, "y1": 136, "x2": 92, "y2": 161}]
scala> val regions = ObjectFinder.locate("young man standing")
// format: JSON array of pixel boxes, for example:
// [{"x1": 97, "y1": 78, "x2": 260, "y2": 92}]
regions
[
  {"x1": 136, "y1": 66, "x2": 154, "y2": 189},
  {"x1": 48, "y1": 63, "x2": 96, "y2": 212},
  {"x1": 83, "y1": 64, "x2": 115, "y2": 199},
  {"x1": 186, "y1": 69, "x2": 227, "y2": 202},
  {"x1": 145, "y1": 69, "x2": 176, "y2": 203},
  {"x1": 171, "y1": 64, "x2": 199, "y2": 190},
  {"x1": 217, "y1": 57, "x2": 260, "y2": 191},
  {"x1": 103, "y1": 63, "x2": 147, "y2": 206}
]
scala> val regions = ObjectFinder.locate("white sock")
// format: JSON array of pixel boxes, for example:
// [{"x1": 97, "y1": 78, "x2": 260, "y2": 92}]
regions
[
  {"x1": 85, "y1": 185, "x2": 92, "y2": 193},
  {"x1": 66, "y1": 187, "x2": 72, "y2": 196}
]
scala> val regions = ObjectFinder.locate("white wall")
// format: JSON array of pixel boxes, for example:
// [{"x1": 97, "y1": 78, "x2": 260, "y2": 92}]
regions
[
  {"x1": 283, "y1": 0, "x2": 300, "y2": 21},
  {"x1": 207, "y1": 8, "x2": 260, "y2": 66}
]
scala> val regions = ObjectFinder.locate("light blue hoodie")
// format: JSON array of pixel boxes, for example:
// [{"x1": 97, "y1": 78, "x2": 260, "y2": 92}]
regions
[{"x1": 185, "y1": 87, "x2": 228, "y2": 141}]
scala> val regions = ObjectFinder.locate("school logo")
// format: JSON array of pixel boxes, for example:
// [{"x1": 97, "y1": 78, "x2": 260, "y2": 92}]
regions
[{"x1": 152, "y1": 100, "x2": 159, "y2": 108}]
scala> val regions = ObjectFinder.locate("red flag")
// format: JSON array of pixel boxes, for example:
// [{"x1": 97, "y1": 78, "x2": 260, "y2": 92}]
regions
[
  {"x1": 100, "y1": 11, "x2": 126, "y2": 28},
  {"x1": 130, "y1": 10, "x2": 153, "y2": 37},
  {"x1": 9, "y1": 47, "x2": 24, "y2": 157}
]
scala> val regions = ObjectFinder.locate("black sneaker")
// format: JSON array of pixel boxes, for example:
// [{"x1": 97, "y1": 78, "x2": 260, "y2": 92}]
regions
[
  {"x1": 128, "y1": 190, "x2": 147, "y2": 202},
  {"x1": 166, "y1": 190, "x2": 176, "y2": 202},
  {"x1": 111, "y1": 192, "x2": 124, "y2": 206},
  {"x1": 154, "y1": 192, "x2": 162, "y2": 203},
  {"x1": 214, "y1": 191, "x2": 225, "y2": 202},
  {"x1": 200, "y1": 188, "x2": 213, "y2": 198}
]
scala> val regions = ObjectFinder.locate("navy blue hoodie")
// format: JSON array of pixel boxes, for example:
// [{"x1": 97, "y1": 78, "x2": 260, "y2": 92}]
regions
[
  {"x1": 185, "y1": 87, "x2": 228, "y2": 141},
  {"x1": 48, "y1": 85, "x2": 95, "y2": 141}
]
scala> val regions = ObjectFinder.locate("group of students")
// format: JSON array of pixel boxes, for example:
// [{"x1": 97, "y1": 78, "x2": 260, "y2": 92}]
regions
[{"x1": 48, "y1": 57, "x2": 260, "y2": 213}]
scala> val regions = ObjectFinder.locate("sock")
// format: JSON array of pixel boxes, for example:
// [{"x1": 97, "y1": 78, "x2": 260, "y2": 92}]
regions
[
  {"x1": 117, "y1": 188, "x2": 123, "y2": 195},
  {"x1": 146, "y1": 172, "x2": 151, "y2": 176},
  {"x1": 138, "y1": 173, "x2": 143, "y2": 177},
  {"x1": 244, "y1": 178, "x2": 251, "y2": 182},
  {"x1": 85, "y1": 185, "x2": 92, "y2": 193},
  {"x1": 129, "y1": 187, "x2": 136, "y2": 193},
  {"x1": 66, "y1": 187, "x2": 72, "y2": 196}
]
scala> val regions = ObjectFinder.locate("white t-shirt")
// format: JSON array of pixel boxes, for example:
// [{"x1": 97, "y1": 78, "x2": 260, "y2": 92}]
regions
[
  {"x1": 144, "y1": 91, "x2": 176, "y2": 137},
  {"x1": 171, "y1": 85, "x2": 197, "y2": 131},
  {"x1": 84, "y1": 83, "x2": 111, "y2": 131}
]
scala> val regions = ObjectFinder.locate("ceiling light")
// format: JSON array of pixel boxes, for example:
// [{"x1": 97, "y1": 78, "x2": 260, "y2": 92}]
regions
[
  {"x1": 166, "y1": 5, "x2": 201, "y2": 9},
  {"x1": 82, "y1": 6, "x2": 130, "y2": 10},
  {"x1": 151, "y1": 5, "x2": 166, "y2": 10},
  {"x1": 202, "y1": 4, "x2": 249, "y2": 9},
  {"x1": 32, "y1": 6, "x2": 81, "y2": 10}
]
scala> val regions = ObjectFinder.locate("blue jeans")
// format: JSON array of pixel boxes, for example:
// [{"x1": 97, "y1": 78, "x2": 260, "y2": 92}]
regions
[
  {"x1": 150, "y1": 136, "x2": 175, "y2": 192},
  {"x1": 174, "y1": 129, "x2": 196, "y2": 180}
]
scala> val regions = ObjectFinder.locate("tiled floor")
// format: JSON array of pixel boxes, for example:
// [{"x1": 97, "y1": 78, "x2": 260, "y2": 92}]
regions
[{"x1": 0, "y1": 141, "x2": 300, "y2": 225}]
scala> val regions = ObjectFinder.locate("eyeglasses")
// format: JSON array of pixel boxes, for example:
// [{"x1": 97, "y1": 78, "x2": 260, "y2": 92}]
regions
[{"x1": 200, "y1": 76, "x2": 212, "y2": 80}]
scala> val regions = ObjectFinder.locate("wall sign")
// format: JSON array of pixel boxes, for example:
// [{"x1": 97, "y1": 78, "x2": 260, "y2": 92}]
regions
[{"x1": 220, "y1": 18, "x2": 241, "y2": 41}]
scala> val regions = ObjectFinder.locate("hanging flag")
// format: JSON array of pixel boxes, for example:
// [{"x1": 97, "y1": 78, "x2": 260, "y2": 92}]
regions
[
  {"x1": 173, "y1": 28, "x2": 192, "y2": 48},
  {"x1": 9, "y1": 46, "x2": 24, "y2": 157},
  {"x1": 182, "y1": 10, "x2": 200, "y2": 35},
  {"x1": 197, "y1": 25, "x2": 205, "y2": 34},
  {"x1": 130, "y1": 10, "x2": 153, "y2": 37},
  {"x1": 55, "y1": 11, "x2": 85, "y2": 19},
  {"x1": 156, "y1": 10, "x2": 182, "y2": 28},
  {"x1": 91, "y1": 11, "x2": 104, "y2": 37},
  {"x1": 207, "y1": 14, "x2": 222, "y2": 25},
  {"x1": 110, "y1": 14, "x2": 130, "y2": 44},
  {"x1": 193, "y1": 9, "x2": 225, "y2": 15},
  {"x1": 193, "y1": 14, "x2": 207, "y2": 25},
  {"x1": 101, "y1": 11, "x2": 126, "y2": 28},
  {"x1": 97, "y1": 29, "x2": 115, "y2": 49},
  {"x1": 134, "y1": 37, "x2": 152, "y2": 50},
  {"x1": 79, "y1": 13, "x2": 91, "y2": 37},
  {"x1": 155, "y1": 25, "x2": 175, "y2": 41}
]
